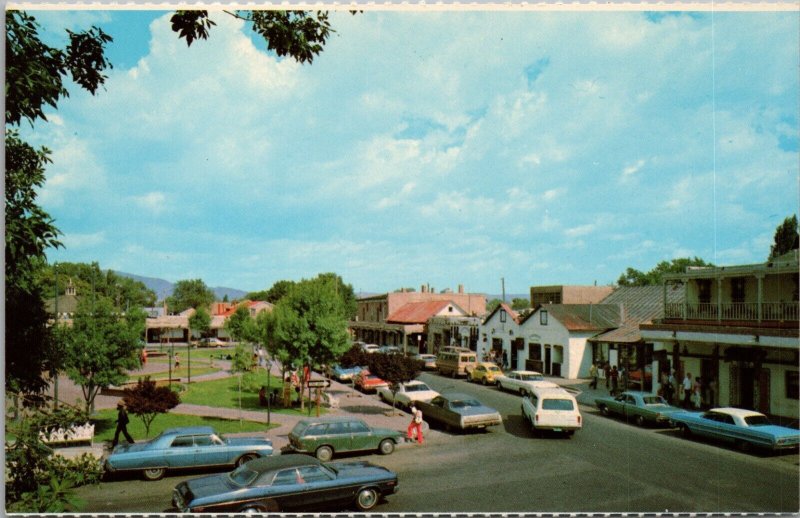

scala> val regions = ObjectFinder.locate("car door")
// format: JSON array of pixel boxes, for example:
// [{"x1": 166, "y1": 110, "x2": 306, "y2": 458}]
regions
[
  {"x1": 348, "y1": 420, "x2": 375, "y2": 451},
  {"x1": 622, "y1": 394, "x2": 637, "y2": 420},
  {"x1": 165, "y1": 435, "x2": 196, "y2": 467},
  {"x1": 323, "y1": 422, "x2": 352, "y2": 453},
  {"x1": 294, "y1": 464, "x2": 340, "y2": 508},
  {"x1": 192, "y1": 433, "x2": 229, "y2": 466},
  {"x1": 424, "y1": 397, "x2": 448, "y2": 424},
  {"x1": 270, "y1": 468, "x2": 309, "y2": 510}
]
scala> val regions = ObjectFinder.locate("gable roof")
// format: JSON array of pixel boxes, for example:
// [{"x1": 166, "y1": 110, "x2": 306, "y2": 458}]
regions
[
  {"x1": 591, "y1": 285, "x2": 685, "y2": 343},
  {"x1": 521, "y1": 304, "x2": 621, "y2": 331},
  {"x1": 386, "y1": 300, "x2": 464, "y2": 324},
  {"x1": 482, "y1": 303, "x2": 520, "y2": 324}
]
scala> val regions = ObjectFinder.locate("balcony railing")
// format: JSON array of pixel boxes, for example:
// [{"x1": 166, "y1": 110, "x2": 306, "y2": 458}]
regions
[{"x1": 665, "y1": 301, "x2": 799, "y2": 322}]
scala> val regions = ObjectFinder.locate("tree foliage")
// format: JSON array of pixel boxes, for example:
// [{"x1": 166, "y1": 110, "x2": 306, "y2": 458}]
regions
[
  {"x1": 38, "y1": 262, "x2": 157, "y2": 309},
  {"x1": 366, "y1": 353, "x2": 421, "y2": 394},
  {"x1": 769, "y1": 215, "x2": 799, "y2": 260},
  {"x1": 62, "y1": 298, "x2": 145, "y2": 412},
  {"x1": 486, "y1": 298, "x2": 503, "y2": 313},
  {"x1": 166, "y1": 278, "x2": 215, "y2": 314},
  {"x1": 123, "y1": 377, "x2": 180, "y2": 437},
  {"x1": 510, "y1": 297, "x2": 530, "y2": 310},
  {"x1": 617, "y1": 257, "x2": 713, "y2": 286},
  {"x1": 188, "y1": 307, "x2": 211, "y2": 340},
  {"x1": 224, "y1": 305, "x2": 253, "y2": 342}
]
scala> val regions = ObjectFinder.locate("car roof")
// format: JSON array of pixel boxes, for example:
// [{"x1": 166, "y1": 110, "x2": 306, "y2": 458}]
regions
[
  {"x1": 162, "y1": 426, "x2": 215, "y2": 435},
  {"x1": 404, "y1": 380, "x2": 427, "y2": 386},
  {"x1": 532, "y1": 386, "x2": 573, "y2": 397},
  {"x1": 438, "y1": 392, "x2": 478, "y2": 400},
  {"x1": 297, "y1": 416, "x2": 366, "y2": 425},
  {"x1": 476, "y1": 362, "x2": 500, "y2": 367},
  {"x1": 709, "y1": 407, "x2": 765, "y2": 418},
  {"x1": 508, "y1": 370, "x2": 543, "y2": 376},
  {"x1": 246, "y1": 454, "x2": 322, "y2": 473}
]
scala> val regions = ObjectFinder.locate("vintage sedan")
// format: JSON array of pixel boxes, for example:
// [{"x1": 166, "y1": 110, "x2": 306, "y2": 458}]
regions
[
  {"x1": 328, "y1": 364, "x2": 364, "y2": 382},
  {"x1": 284, "y1": 417, "x2": 405, "y2": 462},
  {"x1": 354, "y1": 370, "x2": 389, "y2": 393},
  {"x1": 495, "y1": 370, "x2": 559, "y2": 396},
  {"x1": 377, "y1": 380, "x2": 440, "y2": 409},
  {"x1": 595, "y1": 391, "x2": 681, "y2": 427},
  {"x1": 172, "y1": 454, "x2": 398, "y2": 513},
  {"x1": 469, "y1": 362, "x2": 503, "y2": 385},
  {"x1": 104, "y1": 426, "x2": 273, "y2": 481},
  {"x1": 669, "y1": 407, "x2": 800, "y2": 452},
  {"x1": 413, "y1": 353, "x2": 437, "y2": 370},
  {"x1": 415, "y1": 392, "x2": 502, "y2": 432}
]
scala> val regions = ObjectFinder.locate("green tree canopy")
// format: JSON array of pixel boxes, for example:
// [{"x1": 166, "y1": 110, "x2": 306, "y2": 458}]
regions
[
  {"x1": 37, "y1": 262, "x2": 157, "y2": 309},
  {"x1": 617, "y1": 257, "x2": 713, "y2": 286},
  {"x1": 511, "y1": 298, "x2": 530, "y2": 310},
  {"x1": 62, "y1": 298, "x2": 145, "y2": 412},
  {"x1": 486, "y1": 298, "x2": 503, "y2": 313},
  {"x1": 769, "y1": 215, "x2": 799, "y2": 260},
  {"x1": 224, "y1": 305, "x2": 253, "y2": 342},
  {"x1": 188, "y1": 307, "x2": 211, "y2": 340},
  {"x1": 166, "y1": 278, "x2": 215, "y2": 314}
]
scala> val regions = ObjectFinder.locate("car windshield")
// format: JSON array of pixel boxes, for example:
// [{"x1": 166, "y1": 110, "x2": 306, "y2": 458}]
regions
[
  {"x1": 520, "y1": 374, "x2": 544, "y2": 381},
  {"x1": 450, "y1": 399, "x2": 481, "y2": 408},
  {"x1": 542, "y1": 399, "x2": 574, "y2": 411},
  {"x1": 643, "y1": 396, "x2": 667, "y2": 405},
  {"x1": 290, "y1": 421, "x2": 310, "y2": 436},
  {"x1": 228, "y1": 465, "x2": 259, "y2": 487},
  {"x1": 487, "y1": 366, "x2": 501, "y2": 372},
  {"x1": 406, "y1": 384, "x2": 430, "y2": 392},
  {"x1": 744, "y1": 415, "x2": 772, "y2": 426}
]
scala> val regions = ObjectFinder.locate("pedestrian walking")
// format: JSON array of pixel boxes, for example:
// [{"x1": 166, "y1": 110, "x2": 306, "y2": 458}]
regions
[
  {"x1": 589, "y1": 363, "x2": 598, "y2": 389},
  {"x1": 682, "y1": 373, "x2": 693, "y2": 408},
  {"x1": 406, "y1": 404, "x2": 424, "y2": 444},
  {"x1": 668, "y1": 369, "x2": 677, "y2": 404},
  {"x1": 692, "y1": 377, "x2": 703, "y2": 409},
  {"x1": 610, "y1": 366, "x2": 619, "y2": 395},
  {"x1": 661, "y1": 371, "x2": 674, "y2": 403},
  {"x1": 174, "y1": 352, "x2": 180, "y2": 369},
  {"x1": 111, "y1": 401, "x2": 135, "y2": 448},
  {"x1": 604, "y1": 362, "x2": 611, "y2": 388}
]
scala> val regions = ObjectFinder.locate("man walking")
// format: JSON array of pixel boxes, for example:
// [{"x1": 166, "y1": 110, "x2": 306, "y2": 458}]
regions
[
  {"x1": 589, "y1": 363, "x2": 598, "y2": 389},
  {"x1": 682, "y1": 373, "x2": 693, "y2": 408},
  {"x1": 112, "y1": 401, "x2": 135, "y2": 448}
]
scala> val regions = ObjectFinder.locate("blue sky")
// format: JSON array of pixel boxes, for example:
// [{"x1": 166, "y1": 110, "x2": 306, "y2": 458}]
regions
[{"x1": 23, "y1": 9, "x2": 799, "y2": 295}]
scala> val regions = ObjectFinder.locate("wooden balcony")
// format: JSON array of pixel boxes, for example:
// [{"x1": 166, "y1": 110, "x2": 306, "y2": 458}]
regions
[{"x1": 664, "y1": 301, "x2": 798, "y2": 325}]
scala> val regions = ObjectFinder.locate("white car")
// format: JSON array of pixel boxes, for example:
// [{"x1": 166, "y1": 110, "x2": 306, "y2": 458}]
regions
[
  {"x1": 496, "y1": 370, "x2": 559, "y2": 396},
  {"x1": 520, "y1": 387, "x2": 582, "y2": 436},
  {"x1": 377, "y1": 381, "x2": 440, "y2": 409},
  {"x1": 378, "y1": 345, "x2": 402, "y2": 354},
  {"x1": 361, "y1": 344, "x2": 380, "y2": 354}
]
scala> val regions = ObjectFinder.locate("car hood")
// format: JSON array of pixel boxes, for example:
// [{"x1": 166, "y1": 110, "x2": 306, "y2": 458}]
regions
[
  {"x1": 225, "y1": 437, "x2": 272, "y2": 447},
  {"x1": 185, "y1": 472, "x2": 238, "y2": 500}
]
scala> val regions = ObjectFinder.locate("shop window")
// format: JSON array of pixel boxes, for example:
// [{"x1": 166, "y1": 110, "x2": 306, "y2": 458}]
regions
[{"x1": 787, "y1": 371, "x2": 799, "y2": 400}]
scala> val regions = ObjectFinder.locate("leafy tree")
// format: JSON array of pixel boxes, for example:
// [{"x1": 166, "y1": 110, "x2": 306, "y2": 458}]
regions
[
  {"x1": 617, "y1": 257, "x2": 713, "y2": 286},
  {"x1": 339, "y1": 345, "x2": 371, "y2": 370},
  {"x1": 224, "y1": 305, "x2": 253, "y2": 342},
  {"x1": 486, "y1": 298, "x2": 503, "y2": 313},
  {"x1": 123, "y1": 377, "x2": 180, "y2": 437},
  {"x1": 366, "y1": 353, "x2": 422, "y2": 413},
  {"x1": 37, "y1": 262, "x2": 157, "y2": 309},
  {"x1": 62, "y1": 298, "x2": 145, "y2": 412},
  {"x1": 265, "y1": 280, "x2": 297, "y2": 303},
  {"x1": 769, "y1": 215, "x2": 799, "y2": 259},
  {"x1": 188, "y1": 307, "x2": 211, "y2": 340},
  {"x1": 5, "y1": 10, "x2": 113, "y2": 399},
  {"x1": 231, "y1": 343, "x2": 255, "y2": 373},
  {"x1": 166, "y1": 278, "x2": 215, "y2": 314},
  {"x1": 511, "y1": 298, "x2": 530, "y2": 310}
]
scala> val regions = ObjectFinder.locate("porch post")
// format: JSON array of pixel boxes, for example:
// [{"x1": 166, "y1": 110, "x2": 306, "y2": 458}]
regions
[
  {"x1": 716, "y1": 275, "x2": 723, "y2": 322},
  {"x1": 757, "y1": 275, "x2": 763, "y2": 323}
]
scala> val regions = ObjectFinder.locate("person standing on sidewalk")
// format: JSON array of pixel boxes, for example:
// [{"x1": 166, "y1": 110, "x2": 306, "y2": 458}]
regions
[
  {"x1": 682, "y1": 373, "x2": 693, "y2": 408},
  {"x1": 112, "y1": 401, "x2": 135, "y2": 448},
  {"x1": 407, "y1": 404, "x2": 424, "y2": 444},
  {"x1": 589, "y1": 363, "x2": 598, "y2": 389},
  {"x1": 609, "y1": 366, "x2": 619, "y2": 395}
]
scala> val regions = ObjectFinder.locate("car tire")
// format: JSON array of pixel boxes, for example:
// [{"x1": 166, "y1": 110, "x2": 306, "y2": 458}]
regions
[
  {"x1": 599, "y1": 405, "x2": 610, "y2": 416},
  {"x1": 680, "y1": 424, "x2": 692, "y2": 437},
  {"x1": 378, "y1": 439, "x2": 395, "y2": 455},
  {"x1": 520, "y1": 388, "x2": 527, "y2": 397},
  {"x1": 736, "y1": 439, "x2": 752, "y2": 453},
  {"x1": 241, "y1": 500, "x2": 279, "y2": 513},
  {"x1": 355, "y1": 487, "x2": 379, "y2": 511},
  {"x1": 235, "y1": 453, "x2": 258, "y2": 467},
  {"x1": 315, "y1": 445, "x2": 334, "y2": 462},
  {"x1": 635, "y1": 415, "x2": 645, "y2": 427},
  {"x1": 142, "y1": 467, "x2": 166, "y2": 481}
]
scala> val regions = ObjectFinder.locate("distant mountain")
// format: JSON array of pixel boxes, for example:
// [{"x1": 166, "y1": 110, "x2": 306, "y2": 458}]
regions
[{"x1": 114, "y1": 271, "x2": 248, "y2": 303}]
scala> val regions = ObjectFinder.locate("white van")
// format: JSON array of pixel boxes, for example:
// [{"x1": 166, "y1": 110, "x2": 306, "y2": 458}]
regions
[
  {"x1": 436, "y1": 347, "x2": 477, "y2": 378},
  {"x1": 520, "y1": 387, "x2": 582, "y2": 436}
]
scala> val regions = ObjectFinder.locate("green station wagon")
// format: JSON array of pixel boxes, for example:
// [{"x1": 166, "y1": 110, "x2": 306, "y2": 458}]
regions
[{"x1": 284, "y1": 417, "x2": 404, "y2": 462}]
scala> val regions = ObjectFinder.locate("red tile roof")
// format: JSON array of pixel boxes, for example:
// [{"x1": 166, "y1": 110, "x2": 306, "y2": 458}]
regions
[
  {"x1": 386, "y1": 300, "x2": 462, "y2": 324},
  {"x1": 219, "y1": 300, "x2": 261, "y2": 317}
]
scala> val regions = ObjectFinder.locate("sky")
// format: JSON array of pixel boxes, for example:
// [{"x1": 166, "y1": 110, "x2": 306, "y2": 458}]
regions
[{"x1": 20, "y1": 8, "x2": 800, "y2": 296}]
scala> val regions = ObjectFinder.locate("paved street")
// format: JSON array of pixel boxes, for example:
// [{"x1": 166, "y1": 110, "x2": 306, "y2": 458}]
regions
[{"x1": 73, "y1": 370, "x2": 799, "y2": 513}]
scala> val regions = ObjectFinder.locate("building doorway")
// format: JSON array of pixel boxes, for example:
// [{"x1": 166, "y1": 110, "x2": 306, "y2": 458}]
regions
[{"x1": 544, "y1": 345, "x2": 551, "y2": 375}]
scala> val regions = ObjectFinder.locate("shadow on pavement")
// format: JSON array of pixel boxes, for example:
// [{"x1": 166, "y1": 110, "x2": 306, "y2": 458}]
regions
[{"x1": 339, "y1": 405, "x2": 391, "y2": 415}]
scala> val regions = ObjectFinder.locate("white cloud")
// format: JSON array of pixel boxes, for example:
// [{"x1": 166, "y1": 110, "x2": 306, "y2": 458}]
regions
[
  {"x1": 62, "y1": 231, "x2": 106, "y2": 249},
  {"x1": 132, "y1": 192, "x2": 168, "y2": 213},
  {"x1": 565, "y1": 224, "x2": 596, "y2": 238},
  {"x1": 622, "y1": 159, "x2": 646, "y2": 178}
]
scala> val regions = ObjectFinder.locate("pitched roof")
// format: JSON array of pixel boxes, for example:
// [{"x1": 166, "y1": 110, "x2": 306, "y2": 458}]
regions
[
  {"x1": 386, "y1": 300, "x2": 464, "y2": 324},
  {"x1": 591, "y1": 285, "x2": 685, "y2": 343},
  {"x1": 525, "y1": 304, "x2": 621, "y2": 331},
  {"x1": 482, "y1": 303, "x2": 520, "y2": 324}
]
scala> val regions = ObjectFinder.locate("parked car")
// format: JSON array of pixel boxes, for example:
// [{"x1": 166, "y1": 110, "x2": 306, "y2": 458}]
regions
[
  {"x1": 436, "y1": 347, "x2": 478, "y2": 378},
  {"x1": 413, "y1": 354, "x2": 437, "y2": 370},
  {"x1": 521, "y1": 387, "x2": 582, "y2": 436},
  {"x1": 104, "y1": 426, "x2": 273, "y2": 481},
  {"x1": 378, "y1": 345, "x2": 402, "y2": 354},
  {"x1": 283, "y1": 417, "x2": 405, "y2": 462},
  {"x1": 469, "y1": 362, "x2": 503, "y2": 385},
  {"x1": 415, "y1": 392, "x2": 502, "y2": 432},
  {"x1": 626, "y1": 365, "x2": 653, "y2": 388},
  {"x1": 595, "y1": 391, "x2": 681, "y2": 427},
  {"x1": 495, "y1": 370, "x2": 559, "y2": 396},
  {"x1": 354, "y1": 370, "x2": 389, "y2": 393},
  {"x1": 361, "y1": 344, "x2": 380, "y2": 354},
  {"x1": 172, "y1": 454, "x2": 398, "y2": 513},
  {"x1": 377, "y1": 380, "x2": 440, "y2": 409},
  {"x1": 199, "y1": 337, "x2": 225, "y2": 347},
  {"x1": 668, "y1": 407, "x2": 800, "y2": 452},
  {"x1": 327, "y1": 364, "x2": 364, "y2": 382}
]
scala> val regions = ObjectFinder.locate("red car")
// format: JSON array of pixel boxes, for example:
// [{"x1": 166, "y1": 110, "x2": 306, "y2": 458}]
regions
[{"x1": 354, "y1": 370, "x2": 389, "y2": 393}]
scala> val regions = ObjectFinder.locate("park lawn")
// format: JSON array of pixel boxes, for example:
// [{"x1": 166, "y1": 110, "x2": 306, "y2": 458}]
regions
[
  {"x1": 92, "y1": 408, "x2": 276, "y2": 442},
  {"x1": 180, "y1": 373, "x2": 326, "y2": 416},
  {"x1": 126, "y1": 365, "x2": 221, "y2": 382}
]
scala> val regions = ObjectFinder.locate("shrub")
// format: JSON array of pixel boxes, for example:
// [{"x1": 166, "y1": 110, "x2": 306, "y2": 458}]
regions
[{"x1": 124, "y1": 376, "x2": 180, "y2": 437}]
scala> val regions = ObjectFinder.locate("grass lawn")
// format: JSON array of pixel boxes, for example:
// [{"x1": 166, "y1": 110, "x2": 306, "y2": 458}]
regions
[
  {"x1": 126, "y1": 365, "x2": 220, "y2": 382},
  {"x1": 92, "y1": 409, "x2": 276, "y2": 442},
  {"x1": 180, "y1": 373, "x2": 325, "y2": 416}
]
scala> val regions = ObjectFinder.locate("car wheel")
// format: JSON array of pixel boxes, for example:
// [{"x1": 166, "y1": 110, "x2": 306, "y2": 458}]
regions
[
  {"x1": 241, "y1": 500, "x2": 279, "y2": 513},
  {"x1": 378, "y1": 438, "x2": 395, "y2": 455},
  {"x1": 142, "y1": 467, "x2": 166, "y2": 481},
  {"x1": 315, "y1": 445, "x2": 334, "y2": 462},
  {"x1": 235, "y1": 453, "x2": 257, "y2": 467},
  {"x1": 520, "y1": 388, "x2": 527, "y2": 397},
  {"x1": 599, "y1": 405, "x2": 610, "y2": 416},
  {"x1": 355, "y1": 487, "x2": 379, "y2": 511},
  {"x1": 635, "y1": 415, "x2": 645, "y2": 427},
  {"x1": 680, "y1": 424, "x2": 692, "y2": 437},
  {"x1": 736, "y1": 439, "x2": 752, "y2": 453}
]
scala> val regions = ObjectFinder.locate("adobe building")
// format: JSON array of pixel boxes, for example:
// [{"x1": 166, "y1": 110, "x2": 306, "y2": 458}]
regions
[{"x1": 531, "y1": 285, "x2": 614, "y2": 306}]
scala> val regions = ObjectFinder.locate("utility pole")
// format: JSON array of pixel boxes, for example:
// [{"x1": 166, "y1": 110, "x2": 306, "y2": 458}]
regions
[
  {"x1": 501, "y1": 277, "x2": 506, "y2": 303},
  {"x1": 53, "y1": 263, "x2": 59, "y2": 409}
]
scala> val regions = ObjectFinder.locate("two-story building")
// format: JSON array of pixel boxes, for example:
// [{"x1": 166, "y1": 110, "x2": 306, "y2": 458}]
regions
[{"x1": 640, "y1": 251, "x2": 799, "y2": 424}]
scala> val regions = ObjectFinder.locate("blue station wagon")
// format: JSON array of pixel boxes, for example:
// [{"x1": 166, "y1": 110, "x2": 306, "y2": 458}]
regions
[{"x1": 104, "y1": 426, "x2": 273, "y2": 480}]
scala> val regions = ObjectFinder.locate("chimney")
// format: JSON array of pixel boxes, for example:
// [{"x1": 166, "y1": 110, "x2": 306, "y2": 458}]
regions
[
  {"x1": 421, "y1": 284, "x2": 427, "y2": 293},
  {"x1": 458, "y1": 284, "x2": 464, "y2": 294}
]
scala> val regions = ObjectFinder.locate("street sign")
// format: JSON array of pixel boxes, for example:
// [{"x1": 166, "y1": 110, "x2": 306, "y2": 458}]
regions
[{"x1": 307, "y1": 379, "x2": 331, "y2": 388}]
